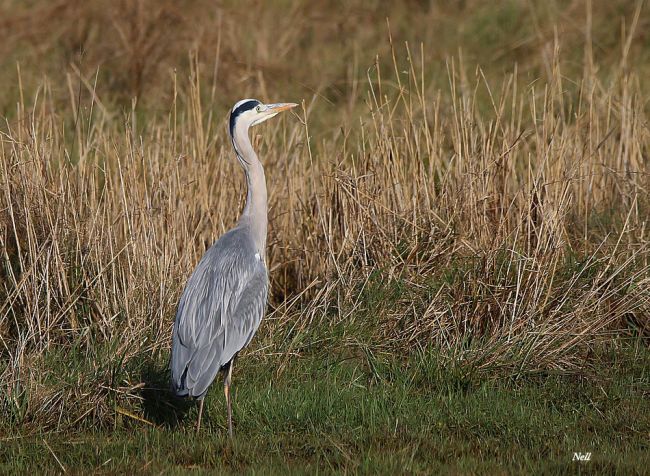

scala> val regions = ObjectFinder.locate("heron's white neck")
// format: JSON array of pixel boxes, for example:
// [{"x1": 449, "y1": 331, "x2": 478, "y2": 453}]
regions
[{"x1": 232, "y1": 126, "x2": 268, "y2": 257}]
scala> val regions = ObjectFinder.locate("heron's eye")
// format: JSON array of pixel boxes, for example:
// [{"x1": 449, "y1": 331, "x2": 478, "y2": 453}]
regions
[{"x1": 255, "y1": 105, "x2": 262, "y2": 112}]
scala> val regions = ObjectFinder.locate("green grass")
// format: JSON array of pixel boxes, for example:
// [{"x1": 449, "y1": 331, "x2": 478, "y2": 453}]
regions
[{"x1": 2, "y1": 345, "x2": 648, "y2": 474}]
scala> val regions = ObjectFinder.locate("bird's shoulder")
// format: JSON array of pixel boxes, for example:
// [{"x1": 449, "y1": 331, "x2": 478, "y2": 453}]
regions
[
  {"x1": 180, "y1": 226, "x2": 266, "y2": 309},
  {"x1": 199, "y1": 227, "x2": 265, "y2": 273}
]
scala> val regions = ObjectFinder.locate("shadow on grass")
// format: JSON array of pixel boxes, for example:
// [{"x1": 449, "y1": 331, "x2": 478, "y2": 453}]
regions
[{"x1": 139, "y1": 362, "x2": 193, "y2": 428}]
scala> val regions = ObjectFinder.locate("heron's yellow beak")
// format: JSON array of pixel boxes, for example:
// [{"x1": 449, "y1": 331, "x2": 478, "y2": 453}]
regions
[{"x1": 266, "y1": 102, "x2": 298, "y2": 113}]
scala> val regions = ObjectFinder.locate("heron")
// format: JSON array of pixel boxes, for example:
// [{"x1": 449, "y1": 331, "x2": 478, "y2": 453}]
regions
[{"x1": 170, "y1": 99, "x2": 297, "y2": 435}]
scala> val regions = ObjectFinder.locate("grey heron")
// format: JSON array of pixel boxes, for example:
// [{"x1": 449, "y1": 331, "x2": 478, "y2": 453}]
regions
[{"x1": 170, "y1": 99, "x2": 297, "y2": 435}]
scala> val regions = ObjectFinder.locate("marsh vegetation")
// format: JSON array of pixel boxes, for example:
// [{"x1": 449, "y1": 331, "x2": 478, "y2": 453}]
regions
[{"x1": 1, "y1": 0, "x2": 648, "y2": 473}]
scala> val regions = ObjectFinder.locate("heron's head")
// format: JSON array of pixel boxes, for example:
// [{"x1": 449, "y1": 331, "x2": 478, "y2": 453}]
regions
[{"x1": 229, "y1": 99, "x2": 297, "y2": 138}]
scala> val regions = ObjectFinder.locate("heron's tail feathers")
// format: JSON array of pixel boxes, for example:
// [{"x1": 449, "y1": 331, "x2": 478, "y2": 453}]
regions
[{"x1": 171, "y1": 366, "x2": 190, "y2": 397}]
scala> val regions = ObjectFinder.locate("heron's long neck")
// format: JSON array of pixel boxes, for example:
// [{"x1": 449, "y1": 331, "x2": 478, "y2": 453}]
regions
[{"x1": 233, "y1": 128, "x2": 268, "y2": 255}]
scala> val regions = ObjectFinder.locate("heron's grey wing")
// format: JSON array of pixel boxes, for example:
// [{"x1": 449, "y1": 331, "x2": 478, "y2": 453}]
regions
[
  {"x1": 190, "y1": 262, "x2": 268, "y2": 395},
  {"x1": 170, "y1": 237, "x2": 268, "y2": 398},
  {"x1": 170, "y1": 249, "x2": 233, "y2": 397},
  {"x1": 221, "y1": 261, "x2": 269, "y2": 360}
]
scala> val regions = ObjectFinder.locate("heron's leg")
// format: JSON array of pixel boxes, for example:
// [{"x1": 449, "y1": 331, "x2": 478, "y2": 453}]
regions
[
  {"x1": 224, "y1": 359, "x2": 235, "y2": 438},
  {"x1": 196, "y1": 399, "x2": 204, "y2": 434}
]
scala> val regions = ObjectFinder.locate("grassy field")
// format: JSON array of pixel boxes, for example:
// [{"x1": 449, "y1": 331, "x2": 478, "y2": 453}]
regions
[
  {"x1": 2, "y1": 345, "x2": 648, "y2": 473},
  {"x1": 1, "y1": 0, "x2": 649, "y2": 473}
]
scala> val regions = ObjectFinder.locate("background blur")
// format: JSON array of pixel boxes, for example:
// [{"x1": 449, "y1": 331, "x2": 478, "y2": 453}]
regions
[{"x1": 2, "y1": 0, "x2": 648, "y2": 118}]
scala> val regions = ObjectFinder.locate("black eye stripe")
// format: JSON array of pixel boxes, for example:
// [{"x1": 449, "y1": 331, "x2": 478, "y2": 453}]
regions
[
  {"x1": 229, "y1": 100, "x2": 261, "y2": 137},
  {"x1": 232, "y1": 100, "x2": 259, "y2": 116}
]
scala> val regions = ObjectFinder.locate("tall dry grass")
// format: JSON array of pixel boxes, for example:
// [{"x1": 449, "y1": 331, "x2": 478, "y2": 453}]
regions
[{"x1": 0, "y1": 1, "x2": 648, "y2": 432}]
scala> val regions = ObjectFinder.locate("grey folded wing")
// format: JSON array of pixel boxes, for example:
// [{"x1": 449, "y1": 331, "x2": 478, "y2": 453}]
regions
[{"x1": 170, "y1": 239, "x2": 268, "y2": 398}]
